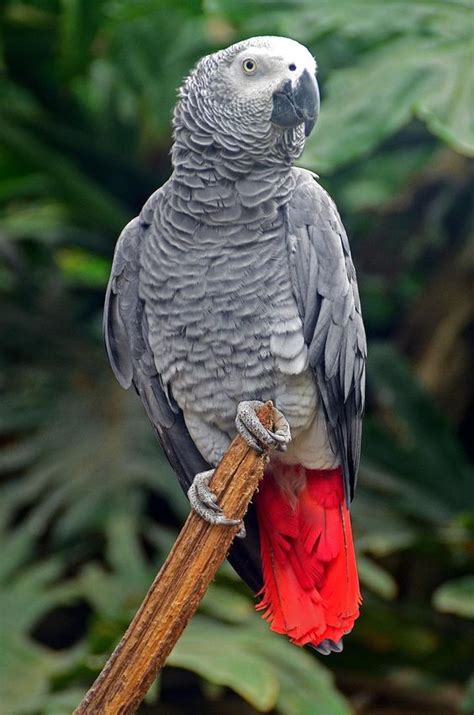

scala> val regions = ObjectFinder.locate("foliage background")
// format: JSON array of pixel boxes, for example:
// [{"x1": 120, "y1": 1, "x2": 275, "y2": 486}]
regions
[{"x1": 0, "y1": 1, "x2": 473, "y2": 713}]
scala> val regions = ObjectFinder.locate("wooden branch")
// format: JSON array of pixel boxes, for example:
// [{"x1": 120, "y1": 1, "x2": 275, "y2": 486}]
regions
[{"x1": 74, "y1": 402, "x2": 274, "y2": 715}]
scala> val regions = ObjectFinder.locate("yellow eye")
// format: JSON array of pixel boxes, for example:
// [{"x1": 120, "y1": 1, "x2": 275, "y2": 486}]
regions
[{"x1": 242, "y1": 58, "x2": 257, "y2": 74}]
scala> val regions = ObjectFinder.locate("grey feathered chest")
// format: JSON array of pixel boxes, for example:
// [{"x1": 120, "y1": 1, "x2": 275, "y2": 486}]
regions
[{"x1": 139, "y1": 174, "x2": 309, "y2": 431}]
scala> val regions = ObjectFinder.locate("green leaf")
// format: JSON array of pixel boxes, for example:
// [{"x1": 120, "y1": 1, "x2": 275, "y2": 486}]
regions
[
  {"x1": 357, "y1": 554, "x2": 398, "y2": 599},
  {"x1": 201, "y1": 583, "x2": 255, "y2": 623},
  {"x1": 0, "y1": 200, "x2": 68, "y2": 242},
  {"x1": 58, "y1": 0, "x2": 105, "y2": 77},
  {"x1": 251, "y1": 622, "x2": 352, "y2": 715},
  {"x1": 79, "y1": 511, "x2": 153, "y2": 619},
  {"x1": 169, "y1": 617, "x2": 281, "y2": 711},
  {"x1": 433, "y1": 576, "x2": 474, "y2": 618},
  {"x1": 54, "y1": 247, "x2": 111, "y2": 287},
  {"x1": 0, "y1": 116, "x2": 128, "y2": 232},
  {"x1": 354, "y1": 486, "x2": 417, "y2": 556},
  {"x1": 307, "y1": 30, "x2": 473, "y2": 171},
  {"x1": 0, "y1": 371, "x2": 180, "y2": 541},
  {"x1": 0, "y1": 529, "x2": 82, "y2": 713},
  {"x1": 334, "y1": 145, "x2": 433, "y2": 212},
  {"x1": 41, "y1": 688, "x2": 85, "y2": 715},
  {"x1": 169, "y1": 616, "x2": 352, "y2": 715},
  {"x1": 0, "y1": 635, "x2": 62, "y2": 714},
  {"x1": 98, "y1": 2, "x2": 213, "y2": 136}
]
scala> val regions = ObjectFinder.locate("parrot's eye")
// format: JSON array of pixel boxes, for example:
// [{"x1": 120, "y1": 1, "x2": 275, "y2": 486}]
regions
[
  {"x1": 242, "y1": 58, "x2": 257, "y2": 75},
  {"x1": 289, "y1": 63, "x2": 297, "y2": 71}
]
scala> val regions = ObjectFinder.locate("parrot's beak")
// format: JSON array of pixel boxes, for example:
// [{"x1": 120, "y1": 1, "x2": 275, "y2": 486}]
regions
[{"x1": 271, "y1": 69, "x2": 320, "y2": 137}]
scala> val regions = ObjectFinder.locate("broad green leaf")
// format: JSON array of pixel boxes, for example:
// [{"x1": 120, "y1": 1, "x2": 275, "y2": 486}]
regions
[
  {"x1": 306, "y1": 33, "x2": 473, "y2": 171},
  {"x1": 0, "y1": 635, "x2": 63, "y2": 714},
  {"x1": 357, "y1": 554, "x2": 398, "y2": 599},
  {"x1": 41, "y1": 688, "x2": 86, "y2": 715},
  {"x1": 432, "y1": 576, "x2": 474, "y2": 618},
  {"x1": 207, "y1": 0, "x2": 470, "y2": 37},
  {"x1": 200, "y1": 583, "x2": 254, "y2": 623},
  {"x1": 250, "y1": 621, "x2": 352, "y2": 715},
  {"x1": 169, "y1": 616, "x2": 352, "y2": 715},
  {"x1": 169, "y1": 618, "x2": 280, "y2": 711},
  {"x1": 78, "y1": 512, "x2": 153, "y2": 619}
]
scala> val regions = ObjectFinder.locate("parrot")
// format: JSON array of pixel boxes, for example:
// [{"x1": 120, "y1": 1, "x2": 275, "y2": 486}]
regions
[{"x1": 104, "y1": 36, "x2": 366, "y2": 655}]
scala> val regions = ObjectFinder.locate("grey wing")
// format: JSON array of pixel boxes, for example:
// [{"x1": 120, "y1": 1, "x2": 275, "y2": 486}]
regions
[
  {"x1": 104, "y1": 189, "x2": 213, "y2": 491},
  {"x1": 103, "y1": 190, "x2": 262, "y2": 592},
  {"x1": 287, "y1": 170, "x2": 367, "y2": 502}
]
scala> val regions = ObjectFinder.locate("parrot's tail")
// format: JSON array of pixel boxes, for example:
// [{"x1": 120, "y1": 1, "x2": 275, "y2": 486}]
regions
[{"x1": 255, "y1": 465, "x2": 361, "y2": 648}]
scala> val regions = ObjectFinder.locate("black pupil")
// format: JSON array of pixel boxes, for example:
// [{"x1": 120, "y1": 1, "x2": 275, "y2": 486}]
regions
[
  {"x1": 289, "y1": 63, "x2": 297, "y2": 71},
  {"x1": 246, "y1": 61, "x2": 254, "y2": 70}
]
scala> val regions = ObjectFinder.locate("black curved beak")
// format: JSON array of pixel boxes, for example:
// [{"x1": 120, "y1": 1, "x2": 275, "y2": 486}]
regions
[{"x1": 271, "y1": 69, "x2": 320, "y2": 137}]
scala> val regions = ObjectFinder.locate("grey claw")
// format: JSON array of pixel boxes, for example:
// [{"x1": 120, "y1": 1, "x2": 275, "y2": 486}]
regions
[
  {"x1": 271, "y1": 407, "x2": 292, "y2": 451},
  {"x1": 235, "y1": 419, "x2": 264, "y2": 454},
  {"x1": 268, "y1": 430, "x2": 287, "y2": 443},
  {"x1": 188, "y1": 469, "x2": 243, "y2": 531},
  {"x1": 267, "y1": 430, "x2": 289, "y2": 452},
  {"x1": 191, "y1": 470, "x2": 222, "y2": 512},
  {"x1": 215, "y1": 515, "x2": 242, "y2": 527},
  {"x1": 235, "y1": 400, "x2": 291, "y2": 453}
]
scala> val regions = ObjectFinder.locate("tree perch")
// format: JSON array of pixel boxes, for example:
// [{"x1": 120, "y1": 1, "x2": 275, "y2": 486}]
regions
[{"x1": 74, "y1": 401, "x2": 274, "y2": 715}]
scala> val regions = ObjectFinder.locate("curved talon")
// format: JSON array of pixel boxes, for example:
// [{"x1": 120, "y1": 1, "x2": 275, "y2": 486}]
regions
[
  {"x1": 236, "y1": 400, "x2": 291, "y2": 453},
  {"x1": 235, "y1": 419, "x2": 264, "y2": 454},
  {"x1": 193, "y1": 470, "x2": 222, "y2": 512},
  {"x1": 188, "y1": 469, "x2": 243, "y2": 530},
  {"x1": 268, "y1": 431, "x2": 287, "y2": 443},
  {"x1": 272, "y1": 407, "x2": 292, "y2": 451}
]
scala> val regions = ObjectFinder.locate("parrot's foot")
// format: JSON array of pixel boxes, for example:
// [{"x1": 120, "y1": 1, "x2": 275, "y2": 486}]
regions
[
  {"x1": 187, "y1": 469, "x2": 246, "y2": 538},
  {"x1": 313, "y1": 638, "x2": 344, "y2": 656},
  {"x1": 236, "y1": 400, "x2": 291, "y2": 454}
]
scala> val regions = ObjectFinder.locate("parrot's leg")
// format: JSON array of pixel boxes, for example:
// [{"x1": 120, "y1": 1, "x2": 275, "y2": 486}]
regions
[
  {"x1": 188, "y1": 469, "x2": 246, "y2": 537},
  {"x1": 236, "y1": 400, "x2": 291, "y2": 453}
]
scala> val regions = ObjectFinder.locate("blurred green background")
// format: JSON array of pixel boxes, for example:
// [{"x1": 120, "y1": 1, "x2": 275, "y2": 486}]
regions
[{"x1": 0, "y1": 1, "x2": 473, "y2": 714}]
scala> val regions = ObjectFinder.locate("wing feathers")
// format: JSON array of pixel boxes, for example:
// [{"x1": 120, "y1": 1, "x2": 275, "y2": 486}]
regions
[{"x1": 287, "y1": 170, "x2": 366, "y2": 501}]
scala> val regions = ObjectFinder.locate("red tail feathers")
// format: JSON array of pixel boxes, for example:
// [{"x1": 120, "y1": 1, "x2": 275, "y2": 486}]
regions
[{"x1": 255, "y1": 465, "x2": 361, "y2": 647}]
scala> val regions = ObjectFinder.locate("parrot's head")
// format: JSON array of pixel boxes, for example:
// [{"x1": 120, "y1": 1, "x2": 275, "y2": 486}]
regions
[{"x1": 175, "y1": 36, "x2": 319, "y2": 161}]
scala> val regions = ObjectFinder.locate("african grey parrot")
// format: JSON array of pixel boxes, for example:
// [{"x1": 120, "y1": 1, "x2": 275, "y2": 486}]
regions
[{"x1": 104, "y1": 36, "x2": 366, "y2": 654}]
